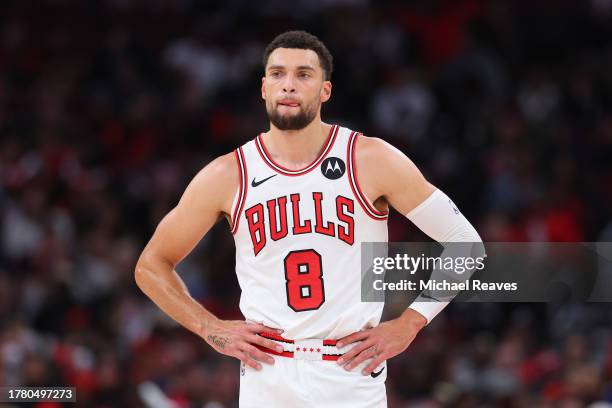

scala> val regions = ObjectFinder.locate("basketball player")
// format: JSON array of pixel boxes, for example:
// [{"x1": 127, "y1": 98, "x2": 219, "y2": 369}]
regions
[{"x1": 135, "y1": 31, "x2": 481, "y2": 407}]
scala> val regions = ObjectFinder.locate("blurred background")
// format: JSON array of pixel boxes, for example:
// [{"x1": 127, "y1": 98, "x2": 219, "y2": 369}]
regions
[{"x1": 1, "y1": 0, "x2": 612, "y2": 407}]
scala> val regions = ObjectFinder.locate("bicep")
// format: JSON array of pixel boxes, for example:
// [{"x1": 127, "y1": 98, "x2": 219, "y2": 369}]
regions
[
  {"x1": 143, "y1": 200, "x2": 220, "y2": 268},
  {"x1": 376, "y1": 142, "x2": 436, "y2": 215},
  {"x1": 140, "y1": 155, "x2": 236, "y2": 268}
]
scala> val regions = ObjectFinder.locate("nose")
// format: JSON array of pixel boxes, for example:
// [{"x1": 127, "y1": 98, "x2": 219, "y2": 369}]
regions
[{"x1": 282, "y1": 73, "x2": 297, "y2": 93}]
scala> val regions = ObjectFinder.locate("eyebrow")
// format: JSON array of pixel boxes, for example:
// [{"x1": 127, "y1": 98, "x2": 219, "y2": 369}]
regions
[{"x1": 267, "y1": 65, "x2": 316, "y2": 72}]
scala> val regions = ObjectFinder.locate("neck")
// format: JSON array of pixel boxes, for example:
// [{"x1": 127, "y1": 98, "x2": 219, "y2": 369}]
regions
[{"x1": 263, "y1": 118, "x2": 332, "y2": 170}]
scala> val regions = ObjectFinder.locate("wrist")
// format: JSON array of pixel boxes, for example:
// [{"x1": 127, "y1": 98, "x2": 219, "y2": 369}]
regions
[
  {"x1": 399, "y1": 307, "x2": 428, "y2": 331},
  {"x1": 199, "y1": 314, "x2": 222, "y2": 339}
]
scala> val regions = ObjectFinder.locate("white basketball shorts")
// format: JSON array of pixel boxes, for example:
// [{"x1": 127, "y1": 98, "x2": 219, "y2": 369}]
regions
[{"x1": 238, "y1": 335, "x2": 387, "y2": 408}]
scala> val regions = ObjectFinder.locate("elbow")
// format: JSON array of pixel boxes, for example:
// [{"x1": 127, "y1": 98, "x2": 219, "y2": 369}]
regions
[
  {"x1": 134, "y1": 251, "x2": 153, "y2": 290},
  {"x1": 133, "y1": 250, "x2": 175, "y2": 291},
  {"x1": 465, "y1": 229, "x2": 486, "y2": 260},
  {"x1": 134, "y1": 261, "x2": 147, "y2": 290}
]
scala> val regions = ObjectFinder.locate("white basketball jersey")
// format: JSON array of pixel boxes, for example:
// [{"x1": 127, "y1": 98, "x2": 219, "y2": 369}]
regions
[{"x1": 230, "y1": 125, "x2": 388, "y2": 340}]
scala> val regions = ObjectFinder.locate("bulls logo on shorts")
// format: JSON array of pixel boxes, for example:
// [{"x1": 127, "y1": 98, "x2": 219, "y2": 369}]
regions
[{"x1": 320, "y1": 157, "x2": 345, "y2": 180}]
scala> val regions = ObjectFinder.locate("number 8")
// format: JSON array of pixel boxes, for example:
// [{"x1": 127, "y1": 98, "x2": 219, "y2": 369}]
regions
[{"x1": 284, "y1": 249, "x2": 325, "y2": 311}]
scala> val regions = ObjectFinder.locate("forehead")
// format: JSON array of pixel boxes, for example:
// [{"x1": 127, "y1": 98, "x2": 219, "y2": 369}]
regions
[{"x1": 266, "y1": 48, "x2": 322, "y2": 72}]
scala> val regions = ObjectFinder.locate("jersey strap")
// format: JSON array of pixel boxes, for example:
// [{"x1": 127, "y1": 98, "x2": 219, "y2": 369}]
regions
[
  {"x1": 347, "y1": 132, "x2": 389, "y2": 220},
  {"x1": 230, "y1": 146, "x2": 248, "y2": 234}
]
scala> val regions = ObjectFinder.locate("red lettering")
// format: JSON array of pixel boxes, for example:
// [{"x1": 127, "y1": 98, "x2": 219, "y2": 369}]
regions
[
  {"x1": 313, "y1": 192, "x2": 335, "y2": 237},
  {"x1": 267, "y1": 196, "x2": 288, "y2": 241},
  {"x1": 291, "y1": 193, "x2": 312, "y2": 234},
  {"x1": 336, "y1": 196, "x2": 355, "y2": 245},
  {"x1": 245, "y1": 204, "x2": 266, "y2": 255},
  {"x1": 245, "y1": 193, "x2": 356, "y2": 254}
]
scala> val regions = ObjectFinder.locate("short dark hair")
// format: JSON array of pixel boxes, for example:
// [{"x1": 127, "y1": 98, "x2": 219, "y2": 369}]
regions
[{"x1": 263, "y1": 31, "x2": 333, "y2": 81}]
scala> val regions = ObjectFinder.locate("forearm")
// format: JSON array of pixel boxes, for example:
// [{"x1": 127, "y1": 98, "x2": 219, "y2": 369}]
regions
[
  {"x1": 135, "y1": 256, "x2": 219, "y2": 338},
  {"x1": 405, "y1": 189, "x2": 484, "y2": 323}
]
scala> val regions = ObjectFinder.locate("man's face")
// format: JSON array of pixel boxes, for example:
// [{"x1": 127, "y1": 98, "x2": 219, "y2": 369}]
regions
[{"x1": 262, "y1": 48, "x2": 332, "y2": 131}]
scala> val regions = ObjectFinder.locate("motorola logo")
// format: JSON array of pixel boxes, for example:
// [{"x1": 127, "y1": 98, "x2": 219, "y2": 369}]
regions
[{"x1": 320, "y1": 157, "x2": 346, "y2": 180}]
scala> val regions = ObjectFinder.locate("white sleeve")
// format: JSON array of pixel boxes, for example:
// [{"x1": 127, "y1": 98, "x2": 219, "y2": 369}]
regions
[{"x1": 405, "y1": 189, "x2": 483, "y2": 324}]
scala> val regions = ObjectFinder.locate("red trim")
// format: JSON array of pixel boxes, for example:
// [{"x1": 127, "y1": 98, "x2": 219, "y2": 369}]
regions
[
  {"x1": 230, "y1": 150, "x2": 243, "y2": 232},
  {"x1": 255, "y1": 125, "x2": 339, "y2": 176},
  {"x1": 254, "y1": 344, "x2": 295, "y2": 358},
  {"x1": 257, "y1": 346, "x2": 342, "y2": 361},
  {"x1": 231, "y1": 147, "x2": 248, "y2": 235},
  {"x1": 258, "y1": 331, "x2": 294, "y2": 343},
  {"x1": 347, "y1": 132, "x2": 388, "y2": 220},
  {"x1": 257, "y1": 333, "x2": 345, "y2": 361},
  {"x1": 259, "y1": 333, "x2": 339, "y2": 348}
]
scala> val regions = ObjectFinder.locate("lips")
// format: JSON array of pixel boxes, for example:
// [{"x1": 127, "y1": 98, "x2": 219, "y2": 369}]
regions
[{"x1": 278, "y1": 100, "x2": 300, "y2": 107}]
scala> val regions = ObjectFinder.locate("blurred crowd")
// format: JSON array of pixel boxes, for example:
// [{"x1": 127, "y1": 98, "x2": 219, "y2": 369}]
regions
[{"x1": 1, "y1": 0, "x2": 612, "y2": 407}]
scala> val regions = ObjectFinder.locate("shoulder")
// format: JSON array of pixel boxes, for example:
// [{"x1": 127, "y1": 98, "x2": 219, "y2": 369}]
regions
[
  {"x1": 353, "y1": 134, "x2": 409, "y2": 176},
  {"x1": 352, "y1": 133, "x2": 434, "y2": 205},
  {"x1": 354, "y1": 134, "x2": 395, "y2": 155},
  {"x1": 193, "y1": 151, "x2": 239, "y2": 187},
  {"x1": 182, "y1": 151, "x2": 240, "y2": 212},
  {"x1": 206, "y1": 151, "x2": 240, "y2": 179}
]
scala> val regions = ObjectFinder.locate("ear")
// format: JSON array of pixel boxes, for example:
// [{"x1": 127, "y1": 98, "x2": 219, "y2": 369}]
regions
[
  {"x1": 320, "y1": 80, "x2": 332, "y2": 103},
  {"x1": 261, "y1": 76, "x2": 266, "y2": 100}
]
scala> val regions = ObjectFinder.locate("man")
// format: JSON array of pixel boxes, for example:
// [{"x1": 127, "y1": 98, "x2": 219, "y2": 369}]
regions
[{"x1": 135, "y1": 31, "x2": 481, "y2": 407}]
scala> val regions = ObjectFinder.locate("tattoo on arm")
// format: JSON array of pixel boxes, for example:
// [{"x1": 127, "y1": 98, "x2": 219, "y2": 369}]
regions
[{"x1": 208, "y1": 335, "x2": 232, "y2": 349}]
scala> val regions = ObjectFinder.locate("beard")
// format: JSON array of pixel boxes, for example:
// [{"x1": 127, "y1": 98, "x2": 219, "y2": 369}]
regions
[{"x1": 266, "y1": 100, "x2": 318, "y2": 131}]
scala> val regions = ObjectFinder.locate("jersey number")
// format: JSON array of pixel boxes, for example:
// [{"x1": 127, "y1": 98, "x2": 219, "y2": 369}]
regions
[{"x1": 284, "y1": 249, "x2": 325, "y2": 311}]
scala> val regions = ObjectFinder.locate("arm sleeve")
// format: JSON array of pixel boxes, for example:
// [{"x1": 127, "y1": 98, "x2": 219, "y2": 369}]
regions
[{"x1": 405, "y1": 189, "x2": 483, "y2": 324}]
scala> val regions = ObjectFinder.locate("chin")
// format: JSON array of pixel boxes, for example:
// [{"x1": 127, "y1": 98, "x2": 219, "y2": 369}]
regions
[{"x1": 277, "y1": 108, "x2": 301, "y2": 115}]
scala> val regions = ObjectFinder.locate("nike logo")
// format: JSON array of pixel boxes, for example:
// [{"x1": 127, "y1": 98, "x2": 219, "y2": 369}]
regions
[
  {"x1": 371, "y1": 367, "x2": 385, "y2": 378},
  {"x1": 251, "y1": 174, "x2": 277, "y2": 187}
]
